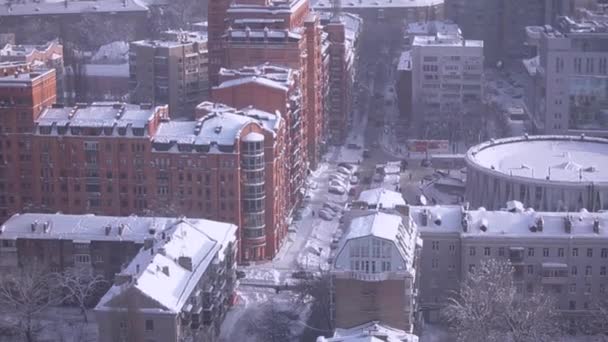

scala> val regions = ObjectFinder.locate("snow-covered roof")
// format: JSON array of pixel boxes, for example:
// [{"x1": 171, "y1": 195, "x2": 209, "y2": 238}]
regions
[
  {"x1": 397, "y1": 50, "x2": 412, "y2": 71},
  {"x1": 152, "y1": 102, "x2": 279, "y2": 152},
  {"x1": 314, "y1": 0, "x2": 441, "y2": 9},
  {"x1": 226, "y1": 28, "x2": 303, "y2": 41},
  {"x1": 215, "y1": 75, "x2": 289, "y2": 92},
  {"x1": 218, "y1": 64, "x2": 295, "y2": 88},
  {"x1": 522, "y1": 55, "x2": 540, "y2": 76},
  {"x1": 35, "y1": 102, "x2": 160, "y2": 136},
  {"x1": 406, "y1": 20, "x2": 460, "y2": 37},
  {"x1": 96, "y1": 217, "x2": 237, "y2": 314},
  {"x1": 466, "y1": 135, "x2": 608, "y2": 184},
  {"x1": 0, "y1": 69, "x2": 52, "y2": 85},
  {"x1": 229, "y1": 0, "x2": 307, "y2": 14},
  {"x1": 357, "y1": 188, "x2": 406, "y2": 209},
  {"x1": 1, "y1": 213, "x2": 179, "y2": 243},
  {"x1": 0, "y1": 0, "x2": 148, "y2": 17},
  {"x1": 91, "y1": 41, "x2": 129, "y2": 63},
  {"x1": 317, "y1": 321, "x2": 419, "y2": 342},
  {"x1": 413, "y1": 35, "x2": 483, "y2": 47},
  {"x1": 411, "y1": 205, "x2": 608, "y2": 238}
]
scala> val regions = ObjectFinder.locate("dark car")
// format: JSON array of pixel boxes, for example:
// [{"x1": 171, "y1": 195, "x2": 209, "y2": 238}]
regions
[
  {"x1": 236, "y1": 270, "x2": 246, "y2": 279},
  {"x1": 291, "y1": 270, "x2": 315, "y2": 280}
]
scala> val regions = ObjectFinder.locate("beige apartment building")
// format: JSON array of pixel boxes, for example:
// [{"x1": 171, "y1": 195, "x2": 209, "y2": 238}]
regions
[
  {"x1": 129, "y1": 30, "x2": 209, "y2": 118},
  {"x1": 331, "y1": 204, "x2": 421, "y2": 333},
  {"x1": 412, "y1": 203, "x2": 608, "y2": 323}
]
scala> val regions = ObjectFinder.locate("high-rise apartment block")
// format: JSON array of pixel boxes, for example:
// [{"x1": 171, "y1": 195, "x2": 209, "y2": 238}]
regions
[
  {"x1": 0, "y1": 69, "x2": 287, "y2": 261},
  {"x1": 213, "y1": 64, "x2": 306, "y2": 211},
  {"x1": 331, "y1": 203, "x2": 420, "y2": 333},
  {"x1": 129, "y1": 31, "x2": 209, "y2": 118},
  {"x1": 412, "y1": 204, "x2": 608, "y2": 323},
  {"x1": 410, "y1": 28, "x2": 483, "y2": 137},
  {"x1": 524, "y1": 15, "x2": 608, "y2": 136},
  {"x1": 208, "y1": 0, "x2": 326, "y2": 167},
  {"x1": 445, "y1": 0, "x2": 573, "y2": 64}
]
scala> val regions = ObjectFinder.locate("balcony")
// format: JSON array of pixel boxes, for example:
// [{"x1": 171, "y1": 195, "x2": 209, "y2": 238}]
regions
[{"x1": 541, "y1": 263, "x2": 568, "y2": 284}]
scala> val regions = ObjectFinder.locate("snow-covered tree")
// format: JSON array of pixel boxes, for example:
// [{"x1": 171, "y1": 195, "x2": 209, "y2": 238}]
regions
[
  {"x1": 0, "y1": 263, "x2": 62, "y2": 342},
  {"x1": 443, "y1": 258, "x2": 562, "y2": 342},
  {"x1": 292, "y1": 271, "x2": 334, "y2": 335},
  {"x1": 57, "y1": 267, "x2": 107, "y2": 323},
  {"x1": 247, "y1": 299, "x2": 299, "y2": 342}
]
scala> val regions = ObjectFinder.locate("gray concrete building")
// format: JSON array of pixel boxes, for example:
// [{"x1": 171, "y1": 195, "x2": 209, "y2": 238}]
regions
[
  {"x1": 411, "y1": 204, "x2": 608, "y2": 323},
  {"x1": 465, "y1": 135, "x2": 608, "y2": 212},
  {"x1": 410, "y1": 28, "x2": 484, "y2": 138},
  {"x1": 129, "y1": 30, "x2": 209, "y2": 118},
  {"x1": 524, "y1": 15, "x2": 608, "y2": 136}
]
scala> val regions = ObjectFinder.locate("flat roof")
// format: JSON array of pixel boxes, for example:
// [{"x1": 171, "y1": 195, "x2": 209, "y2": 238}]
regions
[
  {"x1": 314, "y1": 0, "x2": 442, "y2": 9},
  {"x1": 0, "y1": 0, "x2": 148, "y2": 16},
  {"x1": 467, "y1": 135, "x2": 608, "y2": 183}
]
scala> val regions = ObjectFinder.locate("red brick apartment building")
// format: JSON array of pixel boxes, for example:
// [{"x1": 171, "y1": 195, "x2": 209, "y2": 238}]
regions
[
  {"x1": 0, "y1": 68, "x2": 288, "y2": 261},
  {"x1": 208, "y1": 0, "x2": 326, "y2": 168},
  {"x1": 213, "y1": 64, "x2": 306, "y2": 212}
]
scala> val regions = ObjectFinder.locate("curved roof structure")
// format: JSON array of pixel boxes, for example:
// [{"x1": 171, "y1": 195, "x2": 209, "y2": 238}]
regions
[{"x1": 466, "y1": 135, "x2": 608, "y2": 183}]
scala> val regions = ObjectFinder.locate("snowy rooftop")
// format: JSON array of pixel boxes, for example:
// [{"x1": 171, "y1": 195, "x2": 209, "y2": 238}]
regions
[
  {"x1": 218, "y1": 64, "x2": 295, "y2": 86},
  {"x1": 229, "y1": 0, "x2": 307, "y2": 13},
  {"x1": 225, "y1": 28, "x2": 303, "y2": 41},
  {"x1": 317, "y1": 321, "x2": 419, "y2": 342},
  {"x1": 91, "y1": 41, "x2": 129, "y2": 63},
  {"x1": 397, "y1": 50, "x2": 412, "y2": 71},
  {"x1": 466, "y1": 135, "x2": 608, "y2": 183},
  {"x1": 413, "y1": 35, "x2": 483, "y2": 47},
  {"x1": 215, "y1": 75, "x2": 289, "y2": 92},
  {"x1": 36, "y1": 102, "x2": 160, "y2": 134},
  {"x1": 315, "y1": 0, "x2": 441, "y2": 9},
  {"x1": 0, "y1": 41, "x2": 59, "y2": 59},
  {"x1": 406, "y1": 20, "x2": 460, "y2": 37},
  {"x1": 357, "y1": 188, "x2": 406, "y2": 209},
  {"x1": 152, "y1": 102, "x2": 279, "y2": 151},
  {"x1": 0, "y1": 0, "x2": 148, "y2": 16},
  {"x1": 1, "y1": 213, "x2": 178, "y2": 243},
  {"x1": 131, "y1": 31, "x2": 207, "y2": 48},
  {"x1": 411, "y1": 204, "x2": 608, "y2": 238},
  {"x1": 0, "y1": 69, "x2": 52, "y2": 85},
  {"x1": 96, "y1": 217, "x2": 237, "y2": 314}
]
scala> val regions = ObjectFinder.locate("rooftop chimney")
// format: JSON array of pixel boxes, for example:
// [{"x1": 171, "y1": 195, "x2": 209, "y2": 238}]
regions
[
  {"x1": 593, "y1": 218, "x2": 601, "y2": 234},
  {"x1": 104, "y1": 225, "x2": 111, "y2": 235},
  {"x1": 162, "y1": 266, "x2": 170, "y2": 276},
  {"x1": 178, "y1": 256, "x2": 193, "y2": 271}
]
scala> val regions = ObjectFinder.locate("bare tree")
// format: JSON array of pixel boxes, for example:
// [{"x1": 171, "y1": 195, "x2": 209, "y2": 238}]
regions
[
  {"x1": 292, "y1": 271, "x2": 334, "y2": 336},
  {"x1": 247, "y1": 299, "x2": 299, "y2": 342},
  {"x1": 443, "y1": 259, "x2": 562, "y2": 342},
  {"x1": 57, "y1": 267, "x2": 107, "y2": 323},
  {"x1": 0, "y1": 263, "x2": 61, "y2": 342}
]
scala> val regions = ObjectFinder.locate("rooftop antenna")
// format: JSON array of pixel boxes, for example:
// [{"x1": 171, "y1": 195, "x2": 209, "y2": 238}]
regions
[{"x1": 331, "y1": 0, "x2": 341, "y2": 22}]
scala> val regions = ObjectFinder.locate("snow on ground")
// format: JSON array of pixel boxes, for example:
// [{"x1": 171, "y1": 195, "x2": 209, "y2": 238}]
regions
[{"x1": 242, "y1": 268, "x2": 282, "y2": 285}]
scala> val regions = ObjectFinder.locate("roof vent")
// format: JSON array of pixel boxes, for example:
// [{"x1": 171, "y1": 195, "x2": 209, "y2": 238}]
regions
[
  {"x1": 593, "y1": 218, "x2": 601, "y2": 234},
  {"x1": 480, "y1": 218, "x2": 488, "y2": 232},
  {"x1": 214, "y1": 126, "x2": 222, "y2": 134},
  {"x1": 420, "y1": 209, "x2": 429, "y2": 226},
  {"x1": 162, "y1": 266, "x2": 170, "y2": 276},
  {"x1": 104, "y1": 225, "x2": 111, "y2": 235},
  {"x1": 42, "y1": 222, "x2": 50, "y2": 234},
  {"x1": 564, "y1": 216, "x2": 572, "y2": 234},
  {"x1": 433, "y1": 214, "x2": 442, "y2": 226},
  {"x1": 118, "y1": 224, "x2": 125, "y2": 236},
  {"x1": 536, "y1": 216, "x2": 544, "y2": 232},
  {"x1": 31, "y1": 220, "x2": 38, "y2": 232}
]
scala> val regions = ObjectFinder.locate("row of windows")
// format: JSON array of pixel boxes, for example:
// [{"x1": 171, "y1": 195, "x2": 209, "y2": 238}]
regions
[{"x1": 462, "y1": 246, "x2": 608, "y2": 258}]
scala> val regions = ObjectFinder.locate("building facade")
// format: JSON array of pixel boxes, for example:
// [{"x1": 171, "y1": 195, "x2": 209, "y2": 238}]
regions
[
  {"x1": 208, "y1": 0, "x2": 327, "y2": 168},
  {"x1": 410, "y1": 29, "x2": 483, "y2": 138},
  {"x1": 95, "y1": 216, "x2": 237, "y2": 342},
  {"x1": 412, "y1": 204, "x2": 608, "y2": 324},
  {"x1": 524, "y1": 15, "x2": 608, "y2": 136},
  {"x1": 213, "y1": 64, "x2": 306, "y2": 212},
  {"x1": 465, "y1": 135, "x2": 608, "y2": 212},
  {"x1": 0, "y1": 70, "x2": 288, "y2": 261},
  {"x1": 317, "y1": 321, "x2": 419, "y2": 342},
  {"x1": 129, "y1": 31, "x2": 209, "y2": 118},
  {"x1": 0, "y1": 40, "x2": 66, "y2": 103},
  {"x1": 444, "y1": 0, "x2": 573, "y2": 64},
  {"x1": 0, "y1": 212, "x2": 238, "y2": 342},
  {"x1": 331, "y1": 208, "x2": 420, "y2": 333}
]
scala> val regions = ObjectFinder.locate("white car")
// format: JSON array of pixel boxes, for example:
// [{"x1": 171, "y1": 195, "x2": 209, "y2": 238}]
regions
[
  {"x1": 329, "y1": 185, "x2": 346, "y2": 195},
  {"x1": 319, "y1": 209, "x2": 335, "y2": 220},
  {"x1": 337, "y1": 167, "x2": 351, "y2": 176},
  {"x1": 350, "y1": 176, "x2": 359, "y2": 185},
  {"x1": 330, "y1": 179, "x2": 348, "y2": 189},
  {"x1": 329, "y1": 173, "x2": 349, "y2": 182}
]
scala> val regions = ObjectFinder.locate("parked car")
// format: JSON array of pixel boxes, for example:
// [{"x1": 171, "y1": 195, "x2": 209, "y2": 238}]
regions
[
  {"x1": 363, "y1": 149, "x2": 371, "y2": 158},
  {"x1": 236, "y1": 270, "x2": 246, "y2": 279},
  {"x1": 330, "y1": 173, "x2": 349, "y2": 182},
  {"x1": 350, "y1": 176, "x2": 359, "y2": 185},
  {"x1": 330, "y1": 179, "x2": 348, "y2": 189},
  {"x1": 338, "y1": 162, "x2": 355, "y2": 171},
  {"x1": 319, "y1": 209, "x2": 335, "y2": 221},
  {"x1": 421, "y1": 159, "x2": 431, "y2": 167},
  {"x1": 329, "y1": 185, "x2": 346, "y2": 195},
  {"x1": 323, "y1": 202, "x2": 343, "y2": 213},
  {"x1": 337, "y1": 166, "x2": 352, "y2": 176}
]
